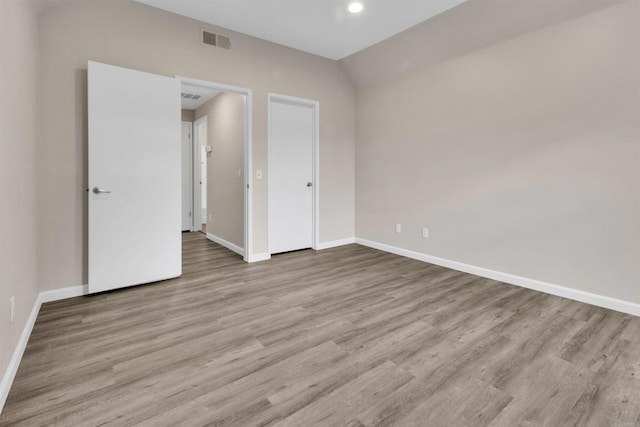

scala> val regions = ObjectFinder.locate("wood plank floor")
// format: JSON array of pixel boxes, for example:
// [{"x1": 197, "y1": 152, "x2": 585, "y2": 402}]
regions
[{"x1": 2, "y1": 232, "x2": 639, "y2": 426}]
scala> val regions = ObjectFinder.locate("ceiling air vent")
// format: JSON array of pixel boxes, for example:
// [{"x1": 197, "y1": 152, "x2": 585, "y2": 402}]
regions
[
  {"x1": 202, "y1": 30, "x2": 231, "y2": 50},
  {"x1": 181, "y1": 93, "x2": 202, "y2": 100}
]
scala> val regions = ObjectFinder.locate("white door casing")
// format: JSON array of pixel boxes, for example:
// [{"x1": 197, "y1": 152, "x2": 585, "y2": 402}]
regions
[
  {"x1": 88, "y1": 61, "x2": 181, "y2": 293},
  {"x1": 268, "y1": 94, "x2": 319, "y2": 254},
  {"x1": 179, "y1": 76, "x2": 253, "y2": 262},
  {"x1": 181, "y1": 121, "x2": 193, "y2": 231},
  {"x1": 192, "y1": 115, "x2": 208, "y2": 231}
]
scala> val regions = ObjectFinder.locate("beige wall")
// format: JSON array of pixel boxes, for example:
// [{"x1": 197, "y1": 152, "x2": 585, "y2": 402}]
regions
[
  {"x1": 181, "y1": 109, "x2": 195, "y2": 122},
  {"x1": 0, "y1": 0, "x2": 41, "y2": 393},
  {"x1": 340, "y1": 0, "x2": 629, "y2": 90},
  {"x1": 196, "y1": 93, "x2": 245, "y2": 248},
  {"x1": 38, "y1": 0, "x2": 355, "y2": 290},
  {"x1": 349, "y1": 1, "x2": 640, "y2": 304}
]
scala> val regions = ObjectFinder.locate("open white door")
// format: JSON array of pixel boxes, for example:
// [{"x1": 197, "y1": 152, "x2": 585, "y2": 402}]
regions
[
  {"x1": 268, "y1": 96, "x2": 317, "y2": 254},
  {"x1": 88, "y1": 61, "x2": 181, "y2": 294}
]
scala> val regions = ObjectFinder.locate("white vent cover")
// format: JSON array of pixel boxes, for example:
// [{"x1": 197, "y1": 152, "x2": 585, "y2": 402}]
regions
[
  {"x1": 181, "y1": 93, "x2": 202, "y2": 100},
  {"x1": 202, "y1": 30, "x2": 231, "y2": 50}
]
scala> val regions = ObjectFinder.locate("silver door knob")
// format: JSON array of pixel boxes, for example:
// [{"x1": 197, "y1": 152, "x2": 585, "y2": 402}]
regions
[
  {"x1": 93, "y1": 187, "x2": 111, "y2": 194},
  {"x1": 307, "y1": 182, "x2": 312, "y2": 187}
]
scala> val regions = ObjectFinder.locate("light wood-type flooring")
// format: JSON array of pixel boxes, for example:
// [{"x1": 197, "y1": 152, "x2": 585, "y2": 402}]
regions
[{"x1": 2, "y1": 232, "x2": 640, "y2": 426}]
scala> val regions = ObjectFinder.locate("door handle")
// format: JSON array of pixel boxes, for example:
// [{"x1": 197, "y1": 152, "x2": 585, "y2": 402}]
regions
[
  {"x1": 307, "y1": 182, "x2": 313, "y2": 187},
  {"x1": 93, "y1": 187, "x2": 111, "y2": 194}
]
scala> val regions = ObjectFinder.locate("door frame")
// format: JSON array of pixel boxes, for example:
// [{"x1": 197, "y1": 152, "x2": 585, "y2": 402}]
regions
[
  {"x1": 181, "y1": 121, "x2": 194, "y2": 231},
  {"x1": 177, "y1": 76, "x2": 253, "y2": 263},
  {"x1": 191, "y1": 115, "x2": 207, "y2": 233},
  {"x1": 267, "y1": 92, "x2": 320, "y2": 253}
]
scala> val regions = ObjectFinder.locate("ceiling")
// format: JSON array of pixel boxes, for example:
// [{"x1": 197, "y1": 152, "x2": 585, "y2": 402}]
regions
[
  {"x1": 135, "y1": 0, "x2": 468, "y2": 60},
  {"x1": 181, "y1": 83, "x2": 221, "y2": 110}
]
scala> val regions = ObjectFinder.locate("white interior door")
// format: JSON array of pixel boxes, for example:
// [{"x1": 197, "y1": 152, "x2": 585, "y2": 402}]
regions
[
  {"x1": 269, "y1": 98, "x2": 315, "y2": 254},
  {"x1": 88, "y1": 61, "x2": 181, "y2": 294},
  {"x1": 200, "y1": 144, "x2": 207, "y2": 224},
  {"x1": 181, "y1": 122, "x2": 192, "y2": 231}
]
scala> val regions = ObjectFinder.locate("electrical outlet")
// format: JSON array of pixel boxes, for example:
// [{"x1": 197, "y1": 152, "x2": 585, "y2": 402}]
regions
[
  {"x1": 208, "y1": 213, "x2": 213, "y2": 222},
  {"x1": 256, "y1": 170, "x2": 262, "y2": 180},
  {"x1": 237, "y1": 168, "x2": 242, "y2": 179},
  {"x1": 10, "y1": 296, "x2": 15, "y2": 323},
  {"x1": 395, "y1": 223, "x2": 402, "y2": 234},
  {"x1": 422, "y1": 227, "x2": 429, "y2": 239}
]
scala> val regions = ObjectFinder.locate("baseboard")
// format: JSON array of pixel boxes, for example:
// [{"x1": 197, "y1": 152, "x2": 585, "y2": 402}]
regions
[
  {"x1": 247, "y1": 252, "x2": 271, "y2": 263},
  {"x1": 40, "y1": 285, "x2": 88, "y2": 303},
  {"x1": 249, "y1": 237, "x2": 356, "y2": 262},
  {"x1": 206, "y1": 232, "x2": 245, "y2": 257},
  {"x1": 355, "y1": 238, "x2": 640, "y2": 317},
  {"x1": 0, "y1": 293, "x2": 41, "y2": 414},
  {"x1": 0, "y1": 283, "x2": 91, "y2": 414},
  {"x1": 315, "y1": 237, "x2": 355, "y2": 250}
]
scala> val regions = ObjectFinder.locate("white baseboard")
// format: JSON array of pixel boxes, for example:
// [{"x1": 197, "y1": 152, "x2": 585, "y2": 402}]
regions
[
  {"x1": 355, "y1": 238, "x2": 640, "y2": 317},
  {"x1": 40, "y1": 285, "x2": 88, "y2": 303},
  {"x1": 0, "y1": 293, "x2": 41, "y2": 414},
  {"x1": 315, "y1": 237, "x2": 355, "y2": 250},
  {"x1": 1, "y1": 284, "x2": 89, "y2": 414},
  {"x1": 247, "y1": 252, "x2": 271, "y2": 263},
  {"x1": 206, "y1": 232, "x2": 245, "y2": 257}
]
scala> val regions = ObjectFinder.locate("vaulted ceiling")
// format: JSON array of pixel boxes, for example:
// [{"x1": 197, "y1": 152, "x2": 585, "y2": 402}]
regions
[{"x1": 135, "y1": 0, "x2": 468, "y2": 60}]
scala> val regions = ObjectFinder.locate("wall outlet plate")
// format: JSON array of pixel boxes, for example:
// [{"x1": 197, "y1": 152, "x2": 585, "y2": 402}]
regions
[{"x1": 395, "y1": 223, "x2": 402, "y2": 234}]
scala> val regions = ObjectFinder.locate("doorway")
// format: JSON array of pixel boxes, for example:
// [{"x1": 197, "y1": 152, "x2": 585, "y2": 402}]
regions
[
  {"x1": 268, "y1": 93, "x2": 319, "y2": 255},
  {"x1": 178, "y1": 77, "x2": 253, "y2": 262}
]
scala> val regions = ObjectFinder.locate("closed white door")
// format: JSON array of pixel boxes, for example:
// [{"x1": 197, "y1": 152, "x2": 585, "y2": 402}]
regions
[
  {"x1": 200, "y1": 144, "x2": 207, "y2": 224},
  {"x1": 269, "y1": 97, "x2": 316, "y2": 254},
  {"x1": 181, "y1": 122, "x2": 192, "y2": 231},
  {"x1": 88, "y1": 61, "x2": 181, "y2": 294}
]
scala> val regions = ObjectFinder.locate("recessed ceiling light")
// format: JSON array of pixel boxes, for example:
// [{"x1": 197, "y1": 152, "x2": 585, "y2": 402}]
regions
[{"x1": 348, "y1": 2, "x2": 364, "y2": 14}]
